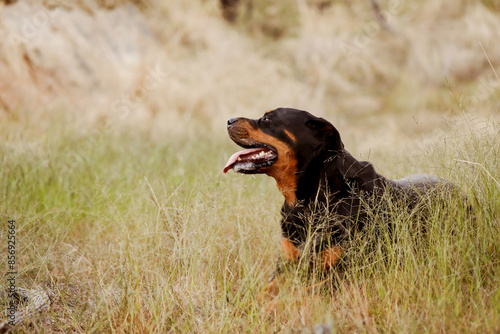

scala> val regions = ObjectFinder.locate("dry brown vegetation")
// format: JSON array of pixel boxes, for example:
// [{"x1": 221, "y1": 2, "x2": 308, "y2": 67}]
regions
[{"x1": 0, "y1": 0, "x2": 499, "y2": 332}]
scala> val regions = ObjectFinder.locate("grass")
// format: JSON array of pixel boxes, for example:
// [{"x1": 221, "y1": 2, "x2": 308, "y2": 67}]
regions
[
  {"x1": 1, "y1": 0, "x2": 500, "y2": 332},
  {"x1": 0, "y1": 107, "x2": 499, "y2": 333}
]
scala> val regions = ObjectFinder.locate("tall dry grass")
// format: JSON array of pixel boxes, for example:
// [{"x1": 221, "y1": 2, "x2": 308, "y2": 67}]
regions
[{"x1": 0, "y1": 0, "x2": 499, "y2": 332}]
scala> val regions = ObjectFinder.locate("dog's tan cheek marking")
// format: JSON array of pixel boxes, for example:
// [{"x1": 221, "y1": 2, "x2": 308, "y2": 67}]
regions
[
  {"x1": 281, "y1": 238, "x2": 300, "y2": 262},
  {"x1": 246, "y1": 127, "x2": 298, "y2": 206},
  {"x1": 321, "y1": 246, "x2": 343, "y2": 271}
]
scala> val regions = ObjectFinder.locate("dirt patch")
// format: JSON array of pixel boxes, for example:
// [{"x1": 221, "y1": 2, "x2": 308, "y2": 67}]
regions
[{"x1": 0, "y1": 2, "x2": 157, "y2": 114}]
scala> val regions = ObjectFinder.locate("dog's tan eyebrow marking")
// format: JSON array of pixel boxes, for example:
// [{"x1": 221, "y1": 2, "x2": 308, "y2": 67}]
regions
[
  {"x1": 265, "y1": 110, "x2": 273, "y2": 114},
  {"x1": 284, "y1": 129, "x2": 296, "y2": 143}
]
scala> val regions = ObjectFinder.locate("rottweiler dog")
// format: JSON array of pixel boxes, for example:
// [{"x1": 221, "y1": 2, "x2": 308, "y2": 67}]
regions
[{"x1": 223, "y1": 108, "x2": 459, "y2": 290}]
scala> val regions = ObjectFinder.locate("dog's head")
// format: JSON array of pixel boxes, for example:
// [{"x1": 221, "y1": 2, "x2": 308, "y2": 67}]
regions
[{"x1": 223, "y1": 108, "x2": 344, "y2": 204}]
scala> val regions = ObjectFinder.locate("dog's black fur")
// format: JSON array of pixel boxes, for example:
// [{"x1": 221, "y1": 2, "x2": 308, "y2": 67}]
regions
[{"x1": 224, "y1": 108, "x2": 461, "y2": 285}]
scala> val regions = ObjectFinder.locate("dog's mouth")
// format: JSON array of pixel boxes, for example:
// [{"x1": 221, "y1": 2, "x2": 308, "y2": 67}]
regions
[{"x1": 223, "y1": 145, "x2": 277, "y2": 174}]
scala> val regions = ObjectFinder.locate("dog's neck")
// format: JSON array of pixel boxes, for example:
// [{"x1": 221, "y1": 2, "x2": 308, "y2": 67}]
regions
[
  {"x1": 275, "y1": 176, "x2": 298, "y2": 207},
  {"x1": 288, "y1": 148, "x2": 342, "y2": 207}
]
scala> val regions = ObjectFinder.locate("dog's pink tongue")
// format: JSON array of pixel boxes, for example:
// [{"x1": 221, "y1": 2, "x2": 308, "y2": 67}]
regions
[{"x1": 223, "y1": 148, "x2": 263, "y2": 173}]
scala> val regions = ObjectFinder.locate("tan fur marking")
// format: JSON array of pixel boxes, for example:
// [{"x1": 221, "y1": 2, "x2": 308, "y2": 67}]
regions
[
  {"x1": 244, "y1": 126, "x2": 298, "y2": 206},
  {"x1": 321, "y1": 246, "x2": 343, "y2": 270},
  {"x1": 258, "y1": 276, "x2": 287, "y2": 313},
  {"x1": 281, "y1": 238, "x2": 300, "y2": 262},
  {"x1": 284, "y1": 129, "x2": 296, "y2": 143},
  {"x1": 260, "y1": 279, "x2": 279, "y2": 298}
]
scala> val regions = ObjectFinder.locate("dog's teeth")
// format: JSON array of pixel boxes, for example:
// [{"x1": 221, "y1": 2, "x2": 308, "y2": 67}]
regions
[
  {"x1": 257, "y1": 151, "x2": 267, "y2": 158},
  {"x1": 240, "y1": 150, "x2": 273, "y2": 163}
]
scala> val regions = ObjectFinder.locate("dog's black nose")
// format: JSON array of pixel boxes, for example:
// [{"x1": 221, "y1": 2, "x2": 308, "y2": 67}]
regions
[{"x1": 227, "y1": 118, "x2": 237, "y2": 127}]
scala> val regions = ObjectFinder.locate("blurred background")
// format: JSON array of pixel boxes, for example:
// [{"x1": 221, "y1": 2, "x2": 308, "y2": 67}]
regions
[{"x1": 0, "y1": 0, "x2": 499, "y2": 169}]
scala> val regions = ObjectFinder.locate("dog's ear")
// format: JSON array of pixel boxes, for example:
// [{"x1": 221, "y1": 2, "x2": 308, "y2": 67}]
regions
[{"x1": 305, "y1": 118, "x2": 344, "y2": 150}]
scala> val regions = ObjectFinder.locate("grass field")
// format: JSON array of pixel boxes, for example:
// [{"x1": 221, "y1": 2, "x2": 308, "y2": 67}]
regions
[
  {"x1": 1, "y1": 107, "x2": 499, "y2": 333},
  {"x1": 1, "y1": 0, "x2": 500, "y2": 333}
]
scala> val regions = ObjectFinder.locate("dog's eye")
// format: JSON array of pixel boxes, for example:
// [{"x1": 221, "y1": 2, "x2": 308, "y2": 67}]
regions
[{"x1": 262, "y1": 116, "x2": 271, "y2": 122}]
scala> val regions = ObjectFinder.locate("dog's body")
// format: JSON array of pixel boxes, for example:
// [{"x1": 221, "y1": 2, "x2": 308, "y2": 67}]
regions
[{"x1": 223, "y1": 108, "x2": 459, "y2": 285}]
